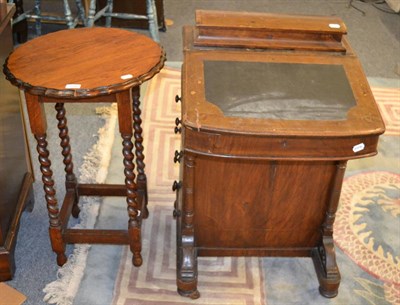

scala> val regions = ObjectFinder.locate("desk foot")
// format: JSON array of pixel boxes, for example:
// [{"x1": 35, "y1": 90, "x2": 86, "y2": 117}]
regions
[
  {"x1": 319, "y1": 285, "x2": 339, "y2": 298},
  {"x1": 177, "y1": 237, "x2": 198, "y2": 299},
  {"x1": 177, "y1": 287, "x2": 200, "y2": 299},
  {"x1": 311, "y1": 238, "x2": 340, "y2": 298},
  {"x1": 132, "y1": 254, "x2": 143, "y2": 267}
]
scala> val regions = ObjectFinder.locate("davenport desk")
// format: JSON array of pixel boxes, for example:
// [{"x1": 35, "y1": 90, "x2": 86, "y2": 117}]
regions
[
  {"x1": 174, "y1": 11, "x2": 385, "y2": 299},
  {"x1": 3, "y1": 27, "x2": 165, "y2": 267}
]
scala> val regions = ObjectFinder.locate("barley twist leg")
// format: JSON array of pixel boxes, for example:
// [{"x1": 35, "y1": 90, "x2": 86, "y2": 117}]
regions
[
  {"x1": 55, "y1": 103, "x2": 80, "y2": 217},
  {"x1": 132, "y1": 87, "x2": 149, "y2": 219},
  {"x1": 35, "y1": 134, "x2": 67, "y2": 266},
  {"x1": 122, "y1": 134, "x2": 142, "y2": 266}
]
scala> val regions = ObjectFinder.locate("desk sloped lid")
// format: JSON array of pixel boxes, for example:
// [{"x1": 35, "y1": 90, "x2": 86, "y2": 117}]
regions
[
  {"x1": 182, "y1": 12, "x2": 385, "y2": 160},
  {"x1": 182, "y1": 26, "x2": 385, "y2": 139}
]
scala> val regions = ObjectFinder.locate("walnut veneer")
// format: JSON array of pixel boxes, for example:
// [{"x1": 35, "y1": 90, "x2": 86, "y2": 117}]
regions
[
  {"x1": 3, "y1": 27, "x2": 165, "y2": 267},
  {"x1": 174, "y1": 10, "x2": 385, "y2": 299}
]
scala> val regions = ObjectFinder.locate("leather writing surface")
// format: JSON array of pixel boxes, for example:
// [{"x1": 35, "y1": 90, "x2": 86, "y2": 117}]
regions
[{"x1": 204, "y1": 61, "x2": 356, "y2": 120}]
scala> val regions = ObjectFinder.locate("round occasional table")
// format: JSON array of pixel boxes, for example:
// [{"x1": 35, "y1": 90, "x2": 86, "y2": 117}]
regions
[{"x1": 3, "y1": 27, "x2": 165, "y2": 267}]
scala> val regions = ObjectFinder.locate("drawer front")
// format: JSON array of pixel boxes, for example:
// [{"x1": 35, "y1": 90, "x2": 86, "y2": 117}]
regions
[{"x1": 183, "y1": 127, "x2": 379, "y2": 161}]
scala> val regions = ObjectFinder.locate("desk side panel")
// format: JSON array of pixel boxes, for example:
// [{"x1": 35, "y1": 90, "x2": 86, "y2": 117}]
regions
[{"x1": 192, "y1": 156, "x2": 336, "y2": 249}]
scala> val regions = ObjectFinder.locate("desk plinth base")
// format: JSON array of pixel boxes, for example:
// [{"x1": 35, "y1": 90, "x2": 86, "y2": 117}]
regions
[
  {"x1": 176, "y1": 245, "x2": 341, "y2": 300},
  {"x1": 175, "y1": 154, "x2": 346, "y2": 299}
]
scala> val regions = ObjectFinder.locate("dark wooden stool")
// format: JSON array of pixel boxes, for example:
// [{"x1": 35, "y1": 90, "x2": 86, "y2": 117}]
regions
[{"x1": 3, "y1": 27, "x2": 165, "y2": 266}]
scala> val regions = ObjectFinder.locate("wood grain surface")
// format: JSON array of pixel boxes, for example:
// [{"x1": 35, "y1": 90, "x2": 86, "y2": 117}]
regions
[{"x1": 4, "y1": 27, "x2": 165, "y2": 98}]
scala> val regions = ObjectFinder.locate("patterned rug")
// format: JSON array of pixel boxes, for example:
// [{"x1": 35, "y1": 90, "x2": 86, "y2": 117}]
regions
[
  {"x1": 110, "y1": 68, "x2": 399, "y2": 305},
  {"x1": 334, "y1": 86, "x2": 400, "y2": 305}
]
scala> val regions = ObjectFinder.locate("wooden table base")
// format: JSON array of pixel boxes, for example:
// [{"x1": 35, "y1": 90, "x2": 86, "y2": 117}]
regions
[{"x1": 26, "y1": 88, "x2": 148, "y2": 267}]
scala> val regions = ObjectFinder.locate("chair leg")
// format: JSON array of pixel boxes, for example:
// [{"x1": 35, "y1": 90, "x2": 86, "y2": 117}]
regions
[
  {"x1": 33, "y1": 0, "x2": 41, "y2": 36},
  {"x1": 86, "y1": 0, "x2": 96, "y2": 27},
  {"x1": 13, "y1": 0, "x2": 29, "y2": 43},
  {"x1": 85, "y1": 0, "x2": 159, "y2": 41},
  {"x1": 62, "y1": 0, "x2": 74, "y2": 28},
  {"x1": 105, "y1": 0, "x2": 113, "y2": 27},
  {"x1": 146, "y1": 0, "x2": 159, "y2": 42},
  {"x1": 75, "y1": 0, "x2": 86, "y2": 26}
]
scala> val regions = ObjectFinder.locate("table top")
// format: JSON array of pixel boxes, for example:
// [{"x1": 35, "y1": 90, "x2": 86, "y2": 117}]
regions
[{"x1": 3, "y1": 27, "x2": 165, "y2": 98}]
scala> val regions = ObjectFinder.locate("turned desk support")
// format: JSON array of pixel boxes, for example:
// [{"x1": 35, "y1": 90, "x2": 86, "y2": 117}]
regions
[
  {"x1": 24, "y1": 89, "x2": 147, "y2": 266},
  {"x1": 312, "y1": 160, "x2": 347, "y2": 298}
]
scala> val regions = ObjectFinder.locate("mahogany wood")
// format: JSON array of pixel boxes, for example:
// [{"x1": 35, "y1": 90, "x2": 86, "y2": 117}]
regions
[
  {"x1": 77, "y1": 184, "x2": 127, "y2": 196},
  {"x1": 175, "y1": 11, "x2": 385, "y2": 299},
  {"x1": 64, "y1": 229, "x2": 128, "y2": 244},
  {"x1": 3, "y1": 27, "x2": 165, "y2": 268},
  {"x1": 0, "y1": 3, "x2": 34, "y2": 281}
]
